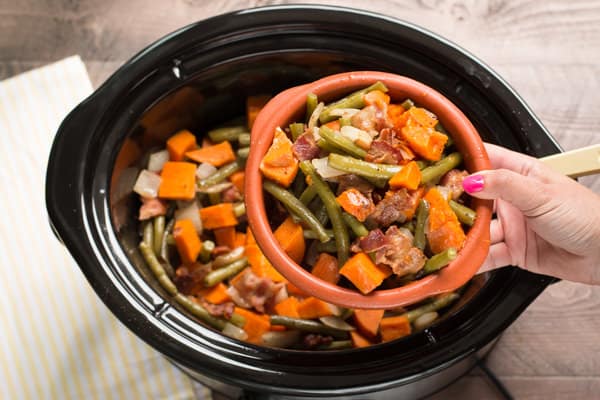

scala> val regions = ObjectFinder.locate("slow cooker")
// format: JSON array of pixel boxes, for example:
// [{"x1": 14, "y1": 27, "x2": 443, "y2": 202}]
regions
[{"x1": 46, "y1": 5, "x2": 560, "y2": 399}]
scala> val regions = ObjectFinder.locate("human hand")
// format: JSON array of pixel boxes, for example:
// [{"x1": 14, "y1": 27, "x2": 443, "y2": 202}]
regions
[{"x1": 463, "y1": 143, "x2": 600, "y2": 284}]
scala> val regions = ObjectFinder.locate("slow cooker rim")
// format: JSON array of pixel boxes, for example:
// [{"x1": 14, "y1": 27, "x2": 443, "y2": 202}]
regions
[{"x1": 45, "y1": 4, "x2": 559, "y2": 395}]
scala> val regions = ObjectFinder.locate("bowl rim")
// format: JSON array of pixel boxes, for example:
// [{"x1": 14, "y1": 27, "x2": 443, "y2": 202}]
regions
[{"x1": 246, "y1": 71, "x2": 493, "y2": 309}]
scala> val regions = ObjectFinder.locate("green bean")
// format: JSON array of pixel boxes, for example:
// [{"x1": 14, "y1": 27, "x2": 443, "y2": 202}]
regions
[
  {"x1": 303, "y1": 229, "x2": 334, "y2": 240},
  {"x1": 420, "y1": 152, "x2": 462, "y2": 184},
  {"x1": 316, "y1": 138, "x2": 342, "y2": 154},
  {"x1": 319, "y1": 126, "x2": 367, "y2": 159},
  {"x1": 174, "y1": 293, "x2": 227, "y2": 330},
  {"x1": 139, "y1": 241, "x2": 178, "y2": 295},
  {"x1": 423, "y1": 248, "x2": 458, "y2": 274},
  {"x1": 305, "y1": 93, "x2": 318, "y2": 123},
  {"x1": 198, "y1": 161, "x2": 240, "y2": 187},
  {"x1": 413, "y1": 199, "x2": 429, "y2": 251},
  {"x1": 327, "y1": 153, "x2": 401, "y2": 179},
  {"x1": 339, "y1": 116, "x2": 352, "y2": 127},
  {"x1": 229, "y1": 313, "x2": 246, "y2": 328},
  {"x1": 152, "y1": 216, "x2": 165, "y2": 254},
  {"x1": 208, "y1": 192, "x2": 221, "y2": 205},
  {"x1": 291, "y1": 171, "x2": 307, "y2": 198},
  {"x1": 319, "y1": 81, "x2": 388, "y2": 123},
  {"x1": 270, "y1": 316, "x2": 349, "y2": 339},
  {"x1": 435, "y1": 123, "x2": 448, "y2": 135},
  {"x1": 318, "y1": 340, "x2": 353, "y2": 350},
  {"x1": 166, "y1": 234, "x2": 175, "y2": 246},
  {"x1": 236, "y1": 147, "x2": 249, "y2": 159},
  {"x1": 212, "y1": 247, "x2": 245, "y2": 269},
  {"x1": 299, "y1": 161, "x2": 350, "y2": 264},
  {"x1": 289, "y1": 122, "x2": 305, "y2": 141},
  {"x1": 142, "y1": 220, "x2": 154, "y2": 248},
  {"x1": 401, "y1": 98, "x2": 415, "y2": 110},
  {"x1": 341, "y1": 212, "x2": 369, "y2": 237},
  {"x1": 314, "y1": 202, "x2": 330, "y2": 227},
  {"x1": 363, "y1": 176, "x2": 389, "y2": 189},
  {"x1": 449, "y1": 200, "x2": 476, "y2": 226},
  {"x1": 159, "y1": 218, "x2": 175, "y2": 278},
  {"x1": 199, "y1": 240, "x2": 215, "y2": 263},
  {"x1": 237, "y1": 133, "x2": 251, "y2": 147},
  {"x1": 263, "y1": 180, "x2": 330, "y2": 243},
  {"x1": 233, "y1": 202, "x2": 246, "y2": 217},
  {"x1": 203, "y1": 257, "x2": 248, "y2": 287},
  {"x1": 208, "y1": 125, "x2": 247, "y2": 143},
  {"x1": 299, "y1": 184, "x2": 318, "y2": 205},
  {"x1": 416, "y1": 160, "x2": 429, "y2": 170},
  {"x1": 315, "y1": 240, "x2": 338, "y2": 253},
  {"x1": 406, "y1": 292, "x2": 460, "y2": 323},
  {"x1": 413, "y1": 311, "x2": 439, "y2": 331}
]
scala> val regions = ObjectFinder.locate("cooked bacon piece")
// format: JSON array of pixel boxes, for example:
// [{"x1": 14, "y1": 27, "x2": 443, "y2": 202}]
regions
[
  {"x1": 292, "y1": 131, "x2": 321, "y2": 161},
  {"x1": 440, "y1": 169, "x2": 468, "y2": 200},
  {"x1": 351, "y1": 228, "x2": 388, "y2": 253},
  {"x1": 174, "y1": 263, "x2": 212, "y2": 295},
  {"x1": 139, "y1": 197, "x2": 167, "y2": 220},
  {"x1": 379, "y1": 128, "x2": 415, "y2": 160},
  {"x1": 351, "y1": 105, "x2": 392, "y2": 134},
  {"x1": 302, "y1": 333, "x2": 333, "y2": 349},
  {"x1": 227, "y1": 268, "x2": 286, "y2": 313},
  {"x1": 375, "y1": 226, "x2": 426, "y2": 276},
  {"x1": 365, "y1": 140, "x2": 401, "y2": 164},
  {"x1": 221, "y1": 185, "x2": 242, "y2": 203},
  {"x1": 200, "y1": 299, "x2": 235, "y2": 319},
  {"x1": 367, "y1": 189, "x2": 421, "y2": 228},
  {"x1": 336, "y1": 174, "x2": 374, "y2": 197},
  {"x1": 211, "y1": 245, "x2": 232, "y2": 256}
]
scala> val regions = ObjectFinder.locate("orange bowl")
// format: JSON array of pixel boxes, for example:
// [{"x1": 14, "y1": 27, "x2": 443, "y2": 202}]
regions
[{"x1": 245, "y1": 71, "x2": 492, "y2": 309}]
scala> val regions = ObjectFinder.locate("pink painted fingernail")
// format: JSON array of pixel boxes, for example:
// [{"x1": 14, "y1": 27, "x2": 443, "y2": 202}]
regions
[{"x1": 463, "y1": 174, "x2": 484, "y2": 193}]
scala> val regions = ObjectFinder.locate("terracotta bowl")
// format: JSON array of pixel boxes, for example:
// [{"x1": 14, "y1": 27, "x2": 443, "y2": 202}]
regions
[{"x1": 245, "y1": 71, "x2": 493, "y2": 309}]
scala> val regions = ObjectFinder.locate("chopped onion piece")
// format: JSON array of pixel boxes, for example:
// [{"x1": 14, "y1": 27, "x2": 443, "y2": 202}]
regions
[
  {"x1": 311, "y1": 126, "x2": 321, "y2": 141},
  {"x1": 147, "y1": 149, "x2": 169, "y2": 172},
  {"x1": 319, "y1": 316, "x2": 355, "y2": 331},
  {"x1": 222, "y1": 322, "x2": 248, "y2": 341},
  {"x1": 311, "y1": 157, "x2": 345, "y2": 179},
  {"x1": 436, "y1": 185, "x2": 452, "y2": 201},
  {"x1": 133, "y1": 169, "x2": 162, "y2": 199},
  {"x1": 413, "y1": 311, "x2": 439, "y2": 331},
  {"x1": 308, "y1": 102, "x2": 324, "y2": 130},
  {"x1": 175, "y1": 200, "x2": 203, "y2": 234},
  {"x1": 196, "y1": 182, "x2": 233, "y2": 194},
  {"x1": 328, "y1": 108, "x2": 360, "y2": 118},
  {"x1": 196, "y1": 162, "x2": 217, "y2": 180},
  {"x1": 340, "y1": 126, "x2": 372, "y2": 149},
  {"x1": 262, "y1": 330, "x2": 301, "y2": 348}
]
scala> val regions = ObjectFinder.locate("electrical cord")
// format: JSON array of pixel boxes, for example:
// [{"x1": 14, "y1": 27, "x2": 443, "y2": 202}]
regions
[{"x1": 476, "y1": 359, "x2": 514, "y2": 400}]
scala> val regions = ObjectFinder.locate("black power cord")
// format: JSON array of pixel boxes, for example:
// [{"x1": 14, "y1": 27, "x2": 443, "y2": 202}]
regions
[{"x1": 477, "y1": 359, "x2": 514, "y2": 400}]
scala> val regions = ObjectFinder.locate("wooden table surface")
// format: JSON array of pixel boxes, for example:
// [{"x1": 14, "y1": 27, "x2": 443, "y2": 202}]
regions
[{"x1": 4, "y1": 1, "x2": 598, "y2": 399}]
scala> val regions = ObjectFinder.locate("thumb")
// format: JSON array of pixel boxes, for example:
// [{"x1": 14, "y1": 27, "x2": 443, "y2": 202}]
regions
[{"x1": 462, "y1": 169, "x2": 551, "y2": 215}]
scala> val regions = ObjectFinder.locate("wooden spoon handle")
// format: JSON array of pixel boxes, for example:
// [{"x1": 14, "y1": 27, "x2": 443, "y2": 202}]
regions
[{"x1": 539, "y1": 144, "x2": 600, "y2": 178}]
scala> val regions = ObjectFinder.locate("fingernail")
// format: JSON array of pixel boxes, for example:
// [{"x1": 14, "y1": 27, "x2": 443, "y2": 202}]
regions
[{"x1": 463, "y1": 174, "x2": 484, "y2": 193}]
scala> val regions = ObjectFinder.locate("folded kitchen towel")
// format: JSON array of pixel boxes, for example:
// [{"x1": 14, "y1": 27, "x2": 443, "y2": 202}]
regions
[{"x1": 0, "y1": 56, "x2": 209, "y2": 400}]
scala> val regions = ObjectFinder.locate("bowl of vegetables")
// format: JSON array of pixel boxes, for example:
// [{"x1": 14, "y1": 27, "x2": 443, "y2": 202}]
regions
[{"x1": 246, "y1": 71, "x2": 493, "y2": 309}]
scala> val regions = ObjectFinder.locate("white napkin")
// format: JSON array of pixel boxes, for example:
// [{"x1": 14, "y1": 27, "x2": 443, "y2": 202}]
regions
[{"x1": 0, "y1": 56, "x2": 208, "y2": 400}]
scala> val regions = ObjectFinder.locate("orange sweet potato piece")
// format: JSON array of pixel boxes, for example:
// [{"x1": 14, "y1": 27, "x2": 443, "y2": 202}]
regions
[
  {"x1": 197, "y1": 282, "x2": 231, "y2": 304},
  {"x1": 353, "y1": 309, "x2": 385, "y2": 339},
  {"x1": 229, "y1": 171, "x2": 245, "y2": 194},
  {"x1": 273, "y1": 217, "x2": 305, "y2": 264},
  {"x1": 274, "y1": 296, "x2": 300, "y2": 318},
  {"x1": 213, "y1": 226, "x2": 237, "y2": 249},
  {"x1": 311, "y1": 253, "x2": 339, "y2": 284},
  {"x1": 167, "y1": 130, "x2": 197, "y2": 161},
  {"x1": 245, "y1": 244, "x2": 286, "y2": 282},
  {"x1": 339, "y1": 252, "x2": 392, "y2": 294},
  {"x1": 389, "y1": 161, "x2": 422, "y2": 190},
  {"x1": 260, "y1": 128, "x2": 298, "y2": 187},
  {"x1": 387, "y1": 104, "x2": 409, "y2": 130},
  {"x1": 350, "y1": 330, "x2": 373, "y2": 348},
  {"x1": 336, "y1": 188, "x2": 375, "y2": 222},
  {"x1": 323, "y1": 119, "x2": 341, "y2": 131},
  {"x1": 234, "y1": 232, "x2": 246, "y2": 248},
  {"x1": 296, "y1": 297, "x2": 335, "y2": 319},
  {"x1": 379, "y1": 315, "x2": 412, "y2": 342},
  {"x1": 185, "y1": 140, "x2": 236, "y2": 167},
  {"x1": 247, "y1": 95, "x2": 271, "y2": 130},
  {"x1": 364, "y1": 90, "x2": 390, "y2": 108},
  {"x1": 245, "y1": 226, "x2": 257, "y2": 245},
  {"x1": 424, "y1": 187, "x2": 466, "y2": 254},
  {"x1": 199, "y1": 203, "x2": 238, "y2": 229},
  {"x1": 158, "y1": 161, "x2": 197, "y2": 200},
  {"x1": 173, "y1": 219, "x2": 202, "y2": 264},
  {"x1": 400, "y1": 107, "x2": 448, "y2": 161},
  {"x1": 234, "y1": 307, "x2": 271, "y2": 344}
]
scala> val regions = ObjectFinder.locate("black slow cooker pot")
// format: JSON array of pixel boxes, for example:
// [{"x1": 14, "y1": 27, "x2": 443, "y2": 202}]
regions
[{"x1": 46, "y1": 5, "x2": 560, "y2": 399}]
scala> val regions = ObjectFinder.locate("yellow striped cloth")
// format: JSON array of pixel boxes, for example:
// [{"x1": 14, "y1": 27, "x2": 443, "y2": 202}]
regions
[{"x1": 0, "y1": 56, "x2": 210, "y2": 400}]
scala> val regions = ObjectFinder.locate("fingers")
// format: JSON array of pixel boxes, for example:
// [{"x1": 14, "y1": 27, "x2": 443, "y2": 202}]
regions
[
  {"x1": 483, "y1": 143, "x2": 539, "y2": 174},
  {"x1": 490, "y1": 219, "x2": 503, "y2": 244},
  {"x1": 463, "y1": 168, "x2": 551, "y2": 216},
  {"x1": 477, "y1": 242, "x2": 513, "y2": 273}
]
